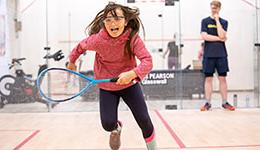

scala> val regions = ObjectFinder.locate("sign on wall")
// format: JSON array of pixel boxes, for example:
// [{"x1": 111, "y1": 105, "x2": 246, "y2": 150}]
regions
[{"x1": 142, "y1": 72, "x2": 175, "y2": 85}]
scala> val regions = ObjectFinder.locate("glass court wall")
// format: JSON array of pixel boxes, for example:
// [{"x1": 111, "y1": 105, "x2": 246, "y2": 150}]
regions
[{"x1": 0, "y1": 0, "x2": 259, "y2": 112}]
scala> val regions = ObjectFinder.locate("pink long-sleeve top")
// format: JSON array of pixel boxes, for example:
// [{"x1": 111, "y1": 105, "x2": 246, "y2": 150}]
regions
[{"x1": 69, "y1": 28, "x2": 153, "y2": 91}]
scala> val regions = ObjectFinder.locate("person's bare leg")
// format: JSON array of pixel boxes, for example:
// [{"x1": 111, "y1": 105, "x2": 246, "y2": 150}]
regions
[
  {"x1": 205, "y1": 77, "x2": 213, "y2": 102},
  {"x1": 218, "y1": 76, "x2": 227, "y2": 102},
  {"x1": 219, "y1": 76, "x2": 235, "y2": 110},
  {"x1": 201, "y1": 77, "x2": 213, "y2": 111}
]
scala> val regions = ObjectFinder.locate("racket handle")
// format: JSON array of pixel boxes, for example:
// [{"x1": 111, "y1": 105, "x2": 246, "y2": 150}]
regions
[{"x1": 110, "y1": 77, "x2": 119, "y2": 82}]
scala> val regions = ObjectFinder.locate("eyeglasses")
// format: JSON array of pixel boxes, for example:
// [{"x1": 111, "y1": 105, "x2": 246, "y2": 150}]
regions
[{"x1": 103, "y1": 16, "x2": 125, "y2": 24}]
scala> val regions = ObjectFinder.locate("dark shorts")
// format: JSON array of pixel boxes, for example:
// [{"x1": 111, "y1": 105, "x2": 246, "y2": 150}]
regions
[{"x1": 202, "y1": 57, "x2": 229, "y2": 77}]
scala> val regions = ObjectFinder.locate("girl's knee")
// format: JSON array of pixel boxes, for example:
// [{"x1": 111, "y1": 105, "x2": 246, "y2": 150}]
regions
[
  {"x1": 138, "y1": 117, "x2": 153, "y2": 131},
  {"x1": 101, "y1": 120, "x2": 117, "y2": 131}
]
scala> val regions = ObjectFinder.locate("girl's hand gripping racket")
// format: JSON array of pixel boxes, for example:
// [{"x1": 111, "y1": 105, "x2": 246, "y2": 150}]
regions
[{"x1": 36, "y1": 67, "x2": 118, "y2": 103}]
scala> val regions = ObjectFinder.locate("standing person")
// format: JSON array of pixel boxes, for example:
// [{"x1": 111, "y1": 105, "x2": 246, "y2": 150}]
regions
[
  {"x1": 200, "y1": 0, "x2": 235, "y2": 111},
  {"x1": 67, "y1": 2, "x2": 157, "y2": 150},
  {"x1": 163, "y1": 35, "x2": 179, "y2": 70}
]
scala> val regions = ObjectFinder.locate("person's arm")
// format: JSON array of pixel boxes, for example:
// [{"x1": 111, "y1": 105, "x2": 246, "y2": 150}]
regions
[
  {"x1": 69, "y1": 34, "x2": 99, "y2": 64},
  {"x1": 67, "y1": 34, "x2": 100, "y2": 70},
  {"x1": 132, "y1": 35, "x2": 153, "y2": 80},
  {"x1": 214, "y1": 14, "x2": 227, "y2": 40},
  {"x1": 200, "y1": 18, "x2": 225, "y2": 42},
  {"x1": 201, "y1": 32, "x2": 222, "y2": 41},
  {"x1": 117, "y1": 34, "x2": 153, "y2": 85},
  {"x1": 198, "y1": 48, "x2": 203, "y2": 60},
  {"x1": 163, "y1": 47, "x2": 169, "y2": 58}
]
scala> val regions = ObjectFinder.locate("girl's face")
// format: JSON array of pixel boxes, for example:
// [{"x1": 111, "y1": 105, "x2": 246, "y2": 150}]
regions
[{"x1": 103, "y1": 8, "x2": 127, "y2": 38}]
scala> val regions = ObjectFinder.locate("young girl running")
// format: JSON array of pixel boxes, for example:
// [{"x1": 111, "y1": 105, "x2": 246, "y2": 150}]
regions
[{"x1": 67, "y1": 2, "x2": 157, "y2": 150}]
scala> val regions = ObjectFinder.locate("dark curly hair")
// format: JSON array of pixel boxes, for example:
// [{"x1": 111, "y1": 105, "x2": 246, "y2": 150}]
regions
[{"x1": 85, "y1": 2, "x2": 145, "y2": 59}]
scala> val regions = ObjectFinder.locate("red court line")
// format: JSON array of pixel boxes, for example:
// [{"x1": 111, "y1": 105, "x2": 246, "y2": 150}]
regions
[
  {"x1": 0, "y1": 129, "x2": 36, "y2": 132},
  {"x1": 154, "y1": 110, "x2": 186, "y2": 149},
  {"x1": 54, "y1": 148, "x2": 178, "y2": 150},
  {"x1": 43, "y1": 145, "x2": 260, "y2": 150},
  {"x1": 54, "y1": 148, "x2": 179, "y2": 150},
  {"x1": 186, "y1": 144, "x2": 260, "y2": 149},
  {"x1": 26, "y1": 145, "x2": 260, "y2": 150},
  {"x1": 13, "y1": 130, "x2": 40, "y2": 150}
]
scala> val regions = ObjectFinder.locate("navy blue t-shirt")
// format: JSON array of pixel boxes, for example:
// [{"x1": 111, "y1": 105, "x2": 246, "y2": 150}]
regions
[{"x1": 201, "y1": 16, "x2": 228, "y2": 58}]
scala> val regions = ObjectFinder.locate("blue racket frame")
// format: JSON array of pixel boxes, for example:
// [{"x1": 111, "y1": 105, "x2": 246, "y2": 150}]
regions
[{"x1": 36, "y1": 67, "x2": 118, "y2": 103}]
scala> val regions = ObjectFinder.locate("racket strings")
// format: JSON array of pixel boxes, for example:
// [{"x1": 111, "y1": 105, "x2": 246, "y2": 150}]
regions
[{"x1": 39, "y1": 69, "x2": 91, "y2": 101}]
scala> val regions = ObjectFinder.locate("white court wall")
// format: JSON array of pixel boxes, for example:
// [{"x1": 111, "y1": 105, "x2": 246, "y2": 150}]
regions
[{"x1": 7, "y1": 0, "x2": 260, "y2": 90}]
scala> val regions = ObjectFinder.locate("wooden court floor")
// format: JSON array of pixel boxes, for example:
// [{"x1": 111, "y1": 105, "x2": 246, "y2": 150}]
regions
[{"x1": 0, "y1": 108, "x2": 260, "y2": 150}]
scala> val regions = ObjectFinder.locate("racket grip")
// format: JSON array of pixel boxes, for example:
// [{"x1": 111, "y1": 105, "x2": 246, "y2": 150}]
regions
[{"x1": 110, "y1": 77, "x2": 119, "y2": 82}]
